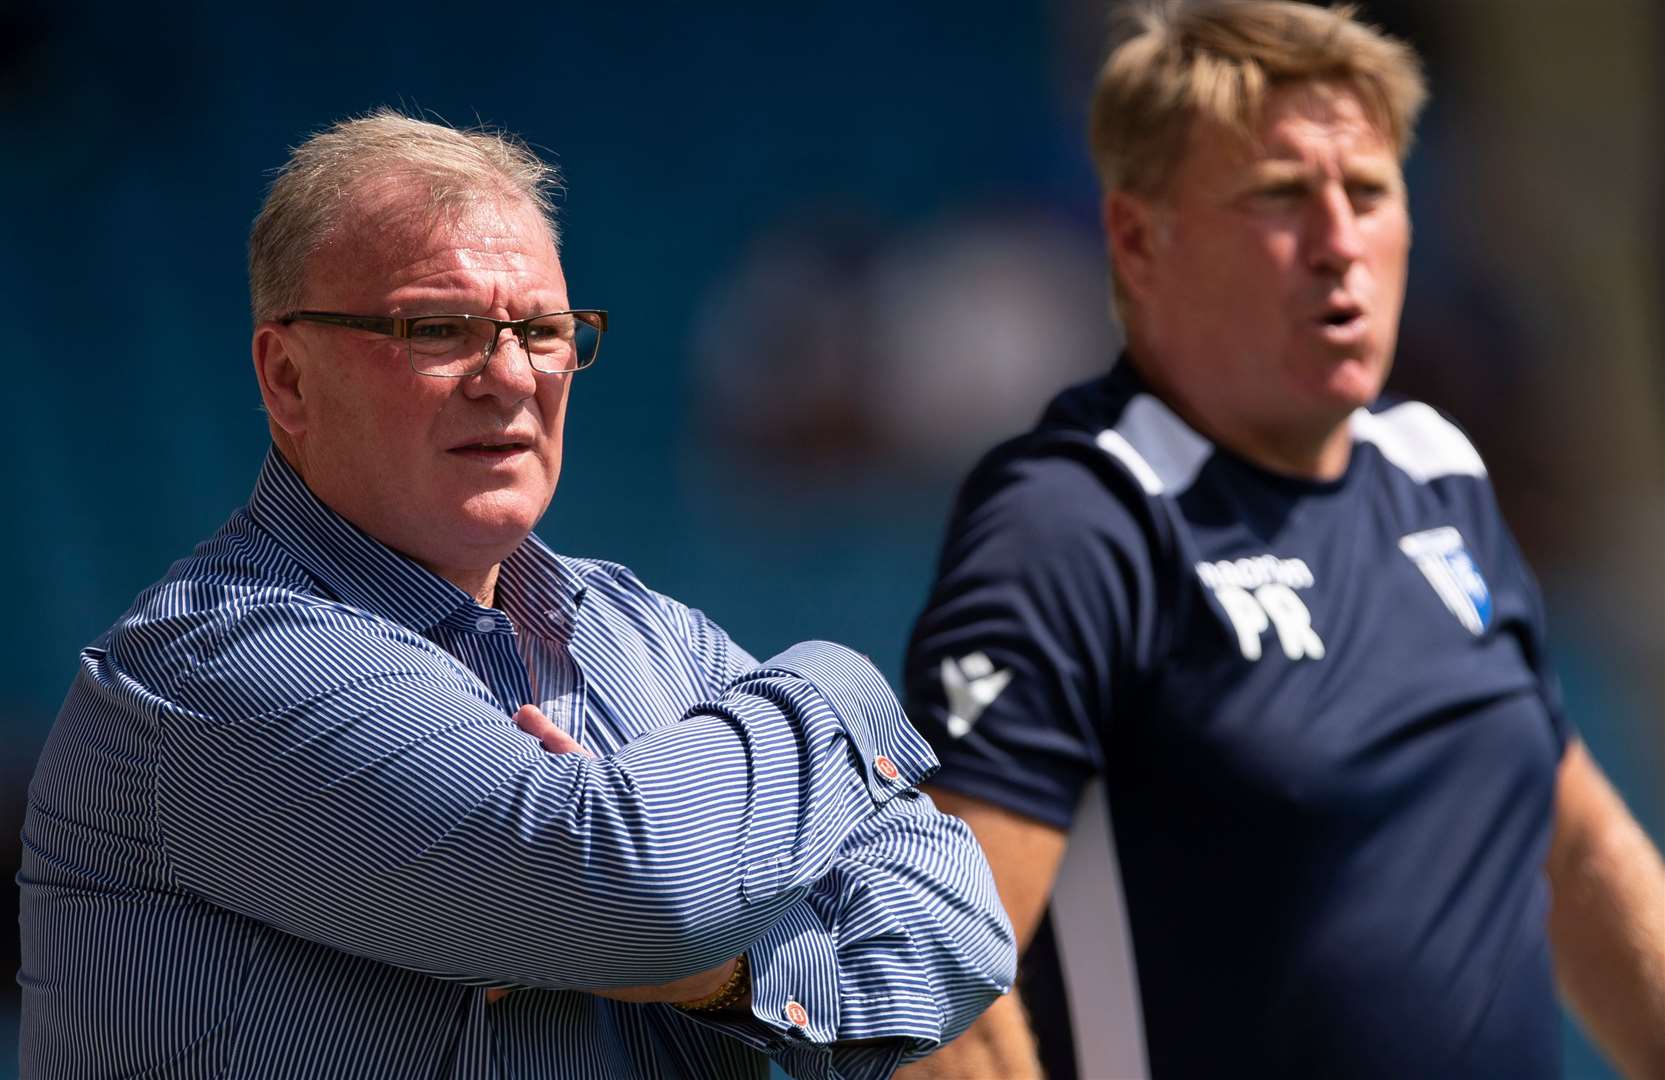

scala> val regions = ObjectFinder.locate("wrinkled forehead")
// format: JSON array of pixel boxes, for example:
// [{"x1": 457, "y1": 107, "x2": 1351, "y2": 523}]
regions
[
  {"x1": 345, "y1": 178, "x2": 555, "y2": 264},
  {"x1": 306, "y1": 179, "x2": 561, "y2": 299}
]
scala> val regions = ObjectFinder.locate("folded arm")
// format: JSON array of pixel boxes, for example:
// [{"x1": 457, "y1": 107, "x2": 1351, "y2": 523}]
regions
[
  {"x1": 894, "y1": 787, "x2": 1065, "y2": 1079},
  {"x1": 508, "y1": 687, "x2": 1016, "y2": 1079},
  {"x1": 153, "y1": 603, "x2": 931, "y2": 991},
  {"x1": 627, "y1": 598, "x2": 1018, "y2": 1076}
]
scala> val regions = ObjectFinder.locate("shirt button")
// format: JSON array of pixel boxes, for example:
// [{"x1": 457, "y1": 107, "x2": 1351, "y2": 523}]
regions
[
  {"x1": 474, "y1": 615, "x2": 496, "y2": 633},
  {"x1": 784, "y1": 1000, "x2": 810, "y2": 1027},
  {"x1": 874, "y1": 754, "x2": 900, "y2": 782}
]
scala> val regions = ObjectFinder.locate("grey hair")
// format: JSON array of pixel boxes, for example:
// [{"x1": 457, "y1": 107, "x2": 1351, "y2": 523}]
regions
[{"x1": 247, "y1": 108, "x2": 562, "y2": 322}]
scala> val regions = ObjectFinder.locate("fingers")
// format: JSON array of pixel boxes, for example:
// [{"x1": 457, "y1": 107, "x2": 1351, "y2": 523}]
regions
[{"x1": 513, "y1": 704, "x2": 593, "y2": 757}]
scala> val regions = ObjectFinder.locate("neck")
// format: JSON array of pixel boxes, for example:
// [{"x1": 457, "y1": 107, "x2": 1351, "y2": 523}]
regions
[
  {"x1": 424, "y1": 562, "x2": 501, "y2": 607},
  {"x1": 1124, "y1": 348, "x2": 1354, "y2": 482},
  {"x1": 276, "y1": 440, "x2": 509, "y2": 606},
  {"x1": 1228, "y1": 422, "x2": 1354, "y2": 481}
]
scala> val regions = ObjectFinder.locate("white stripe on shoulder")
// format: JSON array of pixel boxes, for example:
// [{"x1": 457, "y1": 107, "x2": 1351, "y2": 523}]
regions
[
  {"x1": 1351, "y1": 402, "x2": 1486, "y2": 482},
  {"x1": 1094, "y1": 394, "x2": 1212, "y2": 496}
]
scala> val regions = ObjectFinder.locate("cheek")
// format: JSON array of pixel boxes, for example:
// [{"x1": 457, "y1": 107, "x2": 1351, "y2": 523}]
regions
[
  {"x1": 1183, "y1": 223, "x2": 1297, "y2": 300},
  {"x1": 312, "y1": 372, "x2": 446, "y2": 467},
  {"x1": 535, "y1": 379, "x2": 573, "y2": 444},
  {"x1": 1365, "y1": 212, "x2": 1412, "y2": 275}
]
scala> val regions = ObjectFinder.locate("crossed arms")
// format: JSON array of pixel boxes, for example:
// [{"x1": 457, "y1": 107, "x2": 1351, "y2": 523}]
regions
[{"x1": 144, "y1": 598, "x2": 1013, "y2": 1064}]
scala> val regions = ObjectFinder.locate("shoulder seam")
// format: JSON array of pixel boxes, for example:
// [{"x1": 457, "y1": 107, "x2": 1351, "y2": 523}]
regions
[
  {"x1": 1351, "y1": 402, "x2": 1487, "y2": 483},
  {"x1": 1093, "y1": 393, "x2": 1212, "y2": 497}
]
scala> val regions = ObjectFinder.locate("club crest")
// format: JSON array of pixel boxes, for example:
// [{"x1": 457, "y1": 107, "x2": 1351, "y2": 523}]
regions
[{"x1": 1399, "y1": 527, "x2": 1492, "y2": 635}]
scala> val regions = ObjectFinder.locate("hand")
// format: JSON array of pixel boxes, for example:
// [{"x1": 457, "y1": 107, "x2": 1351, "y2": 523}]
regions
[
  {"x1": 488, "y1": 706, "x2": 744, "y2": 1009},
  {"x1": 512, "y1": 703, "x2": 593, "y2": 757}
]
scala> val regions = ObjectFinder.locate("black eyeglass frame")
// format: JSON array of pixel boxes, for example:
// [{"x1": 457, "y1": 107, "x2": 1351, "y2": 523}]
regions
[{"x1": 276, "y1": 309, "x2": 609, "y2": 377}]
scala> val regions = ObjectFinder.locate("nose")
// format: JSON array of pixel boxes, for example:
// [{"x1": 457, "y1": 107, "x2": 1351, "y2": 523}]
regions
[
  {"x1": 466, "y1": 326, "x2": 539, "y2": 404},
  {"x1": 1306, "y1": 184, "x2": 1366, "y2": 274}
]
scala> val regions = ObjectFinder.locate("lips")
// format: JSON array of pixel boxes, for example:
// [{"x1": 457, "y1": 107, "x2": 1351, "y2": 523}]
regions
[
  {"x1": 448, "y1": 432, "x2": 535, "y2": 452},
  {"x1": 447, "y1": 433, "x2": 536, "y2": 460},
  {"x1": 1315, "y1": 296, "x2": 1364, "y2": 327},
  {"x1": 1309, "y1": 293, "x2": 1370, "y2": 346}
]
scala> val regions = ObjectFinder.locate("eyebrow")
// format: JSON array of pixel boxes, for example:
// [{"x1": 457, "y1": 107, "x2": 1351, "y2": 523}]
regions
[{"x1": 1240, "y1": 157, "x2": 1400, "y2": 187}]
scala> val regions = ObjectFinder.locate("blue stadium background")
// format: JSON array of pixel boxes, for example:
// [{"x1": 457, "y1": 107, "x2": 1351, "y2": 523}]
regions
[{"x1": 3, "y1": 1, "x2": 1661, "y2": 1075}]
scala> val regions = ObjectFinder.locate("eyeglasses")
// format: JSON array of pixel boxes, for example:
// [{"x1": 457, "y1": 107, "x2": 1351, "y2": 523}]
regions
[{"x1": 277, "y1": 309, "x2": 608, "y2": 377}]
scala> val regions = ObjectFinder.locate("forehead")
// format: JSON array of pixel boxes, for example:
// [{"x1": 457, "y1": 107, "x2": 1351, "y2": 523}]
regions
[
  {"x1": 307, "y1": 183, "x2": 565, "y2": 308},
  {"x1": 1182, "y1": 83, "x2": 1397, "y2": 182}
]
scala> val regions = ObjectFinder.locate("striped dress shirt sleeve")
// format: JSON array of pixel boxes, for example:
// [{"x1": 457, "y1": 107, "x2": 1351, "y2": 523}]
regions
[
  {"x1": 153, "y1": 601, "x2": 929, "y2": 990},
  {"x1": 19, "y1": 449, "x2": 1014, "y2": 1079},
  {"x1": 622, "y1": 586, "x2": 1017, "y2": 1076}
]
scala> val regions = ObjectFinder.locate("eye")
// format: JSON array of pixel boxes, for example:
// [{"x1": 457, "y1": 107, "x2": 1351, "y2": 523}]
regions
[
  {"x1": 405, "y1": 316, "x2": 484, "y2": 360},
  {"x1": 526, "y1": 314, "x2": 577, "y2": 350},
  {"x1": 1347, "y1": 181, "x2": 1391, "y2": 209},
  {"x1": 410, "y1": 318, "x2": 468, "y2": 340},
  {"x1": 1245, "y1": 181, "x2": 1307, "y2": 208}
]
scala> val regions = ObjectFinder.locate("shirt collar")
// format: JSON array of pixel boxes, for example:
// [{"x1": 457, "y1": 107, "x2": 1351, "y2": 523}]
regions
[
  {"x1": 246, "y1": 447, "x2": 583, "y2": 634},
  {"x1": 496, "y1": 531, "x2": 588, "y2": 642}
]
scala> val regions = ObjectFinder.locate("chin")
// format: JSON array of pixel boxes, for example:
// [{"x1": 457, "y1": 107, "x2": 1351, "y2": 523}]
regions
[
  {"x1": 456, "y1": 491, "x2": 549, "y2": 545},
  {"x1": 1317, "y1": 354, "x2": 1389, "y2": 411}
]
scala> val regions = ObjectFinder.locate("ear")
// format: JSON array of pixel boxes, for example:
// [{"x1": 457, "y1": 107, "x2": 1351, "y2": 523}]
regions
[
  {"x1": 1104, "y1": 189, "x2": 1164, "y2": 307},
  {"x1": 252, "y1": 323, "x2": 309, "y2": 437}
]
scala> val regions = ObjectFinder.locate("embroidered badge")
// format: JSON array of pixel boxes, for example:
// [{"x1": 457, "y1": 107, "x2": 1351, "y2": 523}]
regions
[
  {"x1": 1399, "y1": 526, "x2": 1492, "y2": 635},
  {"x1": 940, "y1": 652, "x2": 1012, "y2": 739}
]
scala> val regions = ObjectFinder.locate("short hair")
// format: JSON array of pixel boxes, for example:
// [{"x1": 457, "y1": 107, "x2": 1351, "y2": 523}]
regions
[
  {"x1": 1088, "y1": 0, "x2": 1427, "y2": 199},
  {"x1": 248, "y1": 109, "x2": 562, "y2": 322}
]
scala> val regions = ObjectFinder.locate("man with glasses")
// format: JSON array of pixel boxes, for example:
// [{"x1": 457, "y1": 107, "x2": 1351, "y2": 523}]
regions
[{"x1": 19, "y1": 111, "x2": 1013, "y2": 1079}]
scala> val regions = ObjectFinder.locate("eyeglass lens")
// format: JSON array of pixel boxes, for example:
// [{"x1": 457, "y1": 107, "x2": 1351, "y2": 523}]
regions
[{"x1": 406, "y1": 313, "x2": 602, "y2": 375}]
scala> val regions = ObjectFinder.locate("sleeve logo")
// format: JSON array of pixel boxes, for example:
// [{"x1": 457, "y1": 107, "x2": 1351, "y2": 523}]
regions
[
  {"x1": 1398, "y1": 527, "x2": 1492, "y2": 635},
  {"x1": 939, "y1": 652, "x2": 1013, "y2": 738},
  {"x1": 1195, "y1": 555, "x2": 1326, "y2": 662}
]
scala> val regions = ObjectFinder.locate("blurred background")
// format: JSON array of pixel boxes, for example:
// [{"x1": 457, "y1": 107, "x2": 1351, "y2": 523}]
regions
[{"x1": 1, "y1": 0, "x2": 1659, "y2": 1076}]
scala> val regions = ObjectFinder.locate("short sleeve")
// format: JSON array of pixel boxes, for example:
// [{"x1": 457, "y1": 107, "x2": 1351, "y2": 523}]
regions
[
  {"x1": 903, "y1": 439, "x2": 1161, "y2": 830},
  {"x1": 1397, "y1": 402, "x2": 1574, "y2": 755},
  {"x1": 1477, "y1": 487, "x2": 1573, "y2": 753}
]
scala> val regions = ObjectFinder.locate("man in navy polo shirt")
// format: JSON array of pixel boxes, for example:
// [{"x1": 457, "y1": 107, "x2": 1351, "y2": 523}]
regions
[{"x1": 898, "y1": 3, "x2": 1665, "y2": 1077}]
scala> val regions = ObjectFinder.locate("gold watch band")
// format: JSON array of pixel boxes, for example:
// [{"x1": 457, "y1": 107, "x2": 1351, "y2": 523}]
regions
[{"x1": 671, "y1": 954, "x2": 750, "y2": 1013}]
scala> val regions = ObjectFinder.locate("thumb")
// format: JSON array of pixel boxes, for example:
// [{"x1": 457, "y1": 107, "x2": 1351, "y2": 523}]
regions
[{"x1": 513, "y1": 704, "x2": 593, "y2": 757}]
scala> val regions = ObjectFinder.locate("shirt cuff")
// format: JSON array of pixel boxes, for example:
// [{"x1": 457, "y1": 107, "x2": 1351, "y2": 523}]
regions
[
  {"x1": 757, "y1": 641, "x2": 940, "y2": 802},
  {"x1": 666, "y1": 902, "x2": 913, "y2": 1080},
  {"x1": 747, "y1": 899, "x2": 840, "y2": 1043}
]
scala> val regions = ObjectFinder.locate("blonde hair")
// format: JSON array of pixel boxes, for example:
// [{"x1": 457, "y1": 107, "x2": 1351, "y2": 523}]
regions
[
  {"x1": 1089, "y1": 0, "x2": 1427, "y2": 199},
  {"x1": 248, "y1": 109, "x2": 562, "y2": 322}
]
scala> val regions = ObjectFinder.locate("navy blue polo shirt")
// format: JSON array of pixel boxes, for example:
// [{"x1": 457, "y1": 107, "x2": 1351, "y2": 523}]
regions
[{"x1": 904, "y1": 361, "x2": 1569, "y2": 1078}]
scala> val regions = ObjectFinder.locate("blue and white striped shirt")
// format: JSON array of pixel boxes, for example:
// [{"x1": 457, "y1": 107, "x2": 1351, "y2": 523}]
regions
[{"x1": 19, "y1": 450, "x2": 1014, "y2": 1079}]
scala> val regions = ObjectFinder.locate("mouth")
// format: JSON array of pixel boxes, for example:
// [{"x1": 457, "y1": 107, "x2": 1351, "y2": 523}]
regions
[
  {"x1": 448, "y1": 436, "x2": 534, "y2": 461},
  {"x1": 1314, "y1": 301, "x2": 1368, "y2": 343}
]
